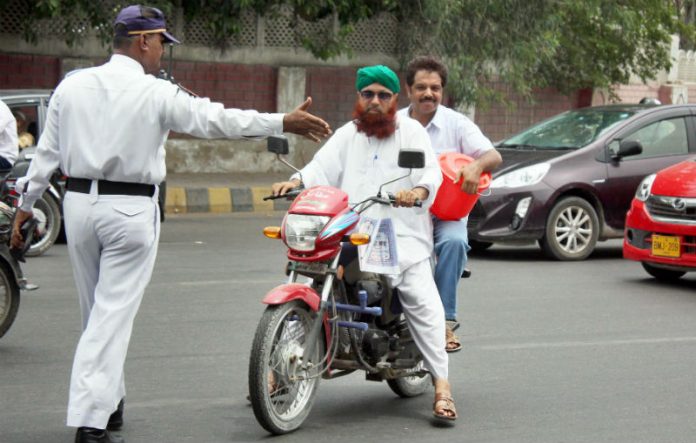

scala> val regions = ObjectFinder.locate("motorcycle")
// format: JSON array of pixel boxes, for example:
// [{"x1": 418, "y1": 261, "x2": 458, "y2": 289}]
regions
[
  {"x1": 248, "y1": 136, "x2": 431, "y2": 434},
  {"x1": 0, "y1": 202, "x2": 38, "y2": 338},
  {"x1": 0, "y1": 147, "x2": 64, "y2": 256}
]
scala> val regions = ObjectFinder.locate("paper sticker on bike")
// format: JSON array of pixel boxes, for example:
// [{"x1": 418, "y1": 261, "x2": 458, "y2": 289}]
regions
[{"x1": 358, "y1": 214, "x2": 399, "y2": 274}]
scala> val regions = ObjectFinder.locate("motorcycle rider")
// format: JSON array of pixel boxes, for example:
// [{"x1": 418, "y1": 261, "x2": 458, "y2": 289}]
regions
[
  {"x1": 272, "y1": 65, "x2": 456, "y2": 422},
  {"x1": 399, "y1": 56, "x2": 502, "y2": 352}
]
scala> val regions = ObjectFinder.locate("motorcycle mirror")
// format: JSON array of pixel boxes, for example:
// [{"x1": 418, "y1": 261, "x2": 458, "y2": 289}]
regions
[
  {"x1": 267, "y1": 136, "x2": 289, "y2": 155},
  {"x1": 398, "y1": 149, "x2": 425, "y2": 169}
]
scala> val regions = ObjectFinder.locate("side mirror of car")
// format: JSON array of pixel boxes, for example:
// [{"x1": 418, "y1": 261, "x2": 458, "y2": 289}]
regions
[
  {"x1": 398, "y1": 149, "x2": 425, "y2": 169},
  {"x1": 267, "y1": 136, "x2": 289, "y2": 155},
  {"x1": 612, "y1": 140, "x2": 642, "y2": 160}
]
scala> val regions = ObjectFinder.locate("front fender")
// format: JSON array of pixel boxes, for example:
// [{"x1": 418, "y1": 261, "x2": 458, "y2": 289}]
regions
[{"x1": 262, "y1": 283, "x2": 320, "y2": 311}]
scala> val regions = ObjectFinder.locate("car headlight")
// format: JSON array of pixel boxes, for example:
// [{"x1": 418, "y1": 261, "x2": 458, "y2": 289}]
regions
[
  {"x1": 490, "y1": 163, "x2": 550, "y2": 189},
  {"x1": 284, "y1": 214, "x2": 330, "y2": 251},
  {"x1": 635, "y1": 173, "x2": 656, "y2": 202}
]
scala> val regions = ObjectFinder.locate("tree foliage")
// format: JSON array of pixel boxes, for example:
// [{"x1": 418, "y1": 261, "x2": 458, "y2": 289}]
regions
[
  {"x1": 5, "y1": 0, "x2": 692, "y2": 106},
  {"x1": 395, "y1": 0, "x2": 681, "y2": 106}
]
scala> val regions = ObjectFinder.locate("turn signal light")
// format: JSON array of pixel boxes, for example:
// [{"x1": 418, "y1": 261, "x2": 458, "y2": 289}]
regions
[
  {"x1": 263, "y1": 226, "x2": 282, "y2": 239},
  {"x1": 349, "y1": 233, "x2": 370, "y2": 245}
]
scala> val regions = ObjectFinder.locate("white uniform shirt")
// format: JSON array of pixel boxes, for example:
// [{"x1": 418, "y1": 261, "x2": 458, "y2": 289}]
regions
[
  {"x1": 0, "y1": 99, "x2": 18, "y2": 166},
  {"x1": 398, "y1": 104, "x2": 494, "y2": 158},
  {"x1": 296, "y1": 115, "x2": 442, "y2": 271},
  {"x1": 18, "y1": 54, "x2": 284, "y2": 211}
]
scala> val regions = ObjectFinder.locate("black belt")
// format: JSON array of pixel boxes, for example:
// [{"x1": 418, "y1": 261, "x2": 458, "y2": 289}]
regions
[{"x1": 66, "y1": 178, "x2": 156, "y2": 197}]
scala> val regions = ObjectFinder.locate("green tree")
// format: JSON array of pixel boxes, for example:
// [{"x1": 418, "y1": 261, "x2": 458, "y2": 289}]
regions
[
  {"x1": 5, "y1": 0, "x2": 689, "y2": 106},
  {"x1": 395, "y1": 0, "x2": 681, "y2": 106}
]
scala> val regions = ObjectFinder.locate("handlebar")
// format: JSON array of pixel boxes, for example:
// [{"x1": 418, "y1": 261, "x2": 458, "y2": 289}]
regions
[{"x1": 263, "y1": 188, "x2": 303, "y2": 201}]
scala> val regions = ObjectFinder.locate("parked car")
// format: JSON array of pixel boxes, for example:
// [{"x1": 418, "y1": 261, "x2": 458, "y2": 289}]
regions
[
  {"x1": 0, "y1": 89, "x2": 166, "y2": 222},
  {"x1": 468, "y1": 103, "x2": 696, "y2": 260},
  {"x1": 623, "y1": 158, "x2": 696, "y2": 280}
]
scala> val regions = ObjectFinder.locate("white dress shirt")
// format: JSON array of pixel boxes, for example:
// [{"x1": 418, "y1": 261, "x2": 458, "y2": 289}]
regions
[
  {"x1": 18, "y1": 54, "x2": 284, "y2": 211},
  {"x1": 0, "y1": 99, "x2": 18, "y2": 166},
  {"x1": 398, "y1": 104, "x2": 494, "y2": 158},
  {"x1": 296, "y1": 115, "x2": 442, "y2": 271}
]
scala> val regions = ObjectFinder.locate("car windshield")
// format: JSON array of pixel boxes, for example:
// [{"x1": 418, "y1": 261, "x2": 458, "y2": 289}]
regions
[{"x1": 499, "y1": 109, "x2": 636, "y2": 150}]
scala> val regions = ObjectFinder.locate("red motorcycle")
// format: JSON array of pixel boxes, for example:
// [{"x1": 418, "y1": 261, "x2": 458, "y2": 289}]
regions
[{"x1": 248, "y1": 136, "x2": 431, "y2": 434}]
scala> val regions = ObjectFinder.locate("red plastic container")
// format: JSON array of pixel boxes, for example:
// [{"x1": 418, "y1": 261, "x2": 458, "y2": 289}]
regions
[{"x1": 430, "y1": 153, "x2": 491, "y2": 220}]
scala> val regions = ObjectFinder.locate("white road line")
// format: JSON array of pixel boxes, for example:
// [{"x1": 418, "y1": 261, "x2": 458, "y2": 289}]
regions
[{"x1": 479, "y1": 336, "x2": 696, "y2": 350}]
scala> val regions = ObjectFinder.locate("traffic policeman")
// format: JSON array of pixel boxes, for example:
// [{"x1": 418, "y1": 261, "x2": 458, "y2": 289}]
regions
[{"x1": 10, "y1": 4, "x2": 331, "y2": 443}]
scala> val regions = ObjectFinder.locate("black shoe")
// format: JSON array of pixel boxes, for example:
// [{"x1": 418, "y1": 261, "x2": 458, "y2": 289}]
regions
[
  {"x1": 107, "y1": 399, "x2": 124, "y2": 431},
  {"x1": 75, "y1": 427, "x2": 124, "y2": 443}
]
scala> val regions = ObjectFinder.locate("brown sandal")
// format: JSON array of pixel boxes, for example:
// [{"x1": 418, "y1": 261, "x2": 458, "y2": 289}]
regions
[
  {"x1": 433, "y1": 392, "x2": 457, "y2": 422},
  {"x1": 446, "y1": 326, "x2": 462, "y2": 353}
]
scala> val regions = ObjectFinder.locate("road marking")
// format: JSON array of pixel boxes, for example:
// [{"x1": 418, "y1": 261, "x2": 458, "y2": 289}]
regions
[{"x1": 479, "y1": 336, "x2": 696, "y2": 350}]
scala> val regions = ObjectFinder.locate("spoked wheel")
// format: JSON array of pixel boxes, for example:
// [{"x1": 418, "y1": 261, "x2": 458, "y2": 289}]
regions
[
  {"x1": 0, "y1": 264, "x2": 20, "y2": 338},
  {"x1": 387, "y1": 360, "x2": 430, "y2": 398},
  {"x1": 26, "y1": 193, "x2": 61, "y2": 257},
  {"x1": 248, "y1": 300, "x2": 324, "y2": 435}
]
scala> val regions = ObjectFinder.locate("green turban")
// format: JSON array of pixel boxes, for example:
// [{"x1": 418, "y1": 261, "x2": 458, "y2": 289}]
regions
[{"x1": 355, "y1": 65, "x2": 400, "y2": 93}]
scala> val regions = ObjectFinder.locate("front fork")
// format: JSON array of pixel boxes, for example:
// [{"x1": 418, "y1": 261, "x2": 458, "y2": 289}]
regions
[{"x1": 296, "y1": 254, "x2": 340, "y2": 364}]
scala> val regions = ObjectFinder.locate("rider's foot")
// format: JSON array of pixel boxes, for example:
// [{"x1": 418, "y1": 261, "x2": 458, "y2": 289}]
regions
[{"x1": 432, "y1": 379, "x2": 457, "y2": 423}]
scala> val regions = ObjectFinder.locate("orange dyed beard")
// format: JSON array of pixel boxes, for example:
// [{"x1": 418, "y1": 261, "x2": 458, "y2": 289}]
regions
[{"x1": 352, "y1": 99, "x2": 398, "y2": 139}]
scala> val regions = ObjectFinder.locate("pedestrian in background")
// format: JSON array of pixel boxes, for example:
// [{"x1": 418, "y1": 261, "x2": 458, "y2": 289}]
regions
[
  {"x1": 11, "y1": 4, "x2": 330, "y2": 443},
  {"x1": 0, "y1": 99, "x2": 19, "y2": 169},
  {"x1": 398, "y1": 56, "x2": 502, "y2": 353}
]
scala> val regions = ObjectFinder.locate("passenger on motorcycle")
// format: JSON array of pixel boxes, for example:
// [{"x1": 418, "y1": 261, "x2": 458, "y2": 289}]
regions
[{"x1": 272, "y1": 65, "x2": 457, "y2": 422}]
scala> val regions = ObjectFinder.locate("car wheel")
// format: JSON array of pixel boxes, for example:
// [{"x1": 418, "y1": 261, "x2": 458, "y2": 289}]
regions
[
  {"x1": 469, "y1": 240, "x2": 493, "y2": 253},
  {"x1": 641, "y1": 263, "x2": 685, "y2": 281},
  {"x1": 540, "y1": 197, "x2": 599, "y2": 261}
]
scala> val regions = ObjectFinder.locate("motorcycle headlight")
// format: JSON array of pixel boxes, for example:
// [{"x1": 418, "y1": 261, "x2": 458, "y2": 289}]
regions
[
  {"x1": 635, "y1": 173, "x2": 656, "y2": 202},
  {"x1": 490, "y1": 163, "x2": 550, "y2": 189},
  {"x1": 284, "y1": 214, "x2": 330, "y2": 251}
]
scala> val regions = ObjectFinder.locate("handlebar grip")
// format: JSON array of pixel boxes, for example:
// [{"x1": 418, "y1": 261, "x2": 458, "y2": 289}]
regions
[
  {"x1": 263, "y1": 189, "x2": 302, "y2": 201},
  {"x1": 414, "y1": 199, "x2": 422, "y2": 208}
]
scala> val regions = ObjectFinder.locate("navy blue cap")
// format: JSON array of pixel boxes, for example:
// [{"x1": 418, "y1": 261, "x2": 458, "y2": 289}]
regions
[{"x1": 114, "y1": 5, "x2": 180, "y2": 44}]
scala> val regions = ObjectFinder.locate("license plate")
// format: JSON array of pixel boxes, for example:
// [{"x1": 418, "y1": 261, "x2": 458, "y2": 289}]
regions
[{"x1": 651, "y1": 235, "x2": 681, "y2": 258}]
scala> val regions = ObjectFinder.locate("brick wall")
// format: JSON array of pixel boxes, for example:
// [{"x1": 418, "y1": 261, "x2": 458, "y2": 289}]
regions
[
  {"x1": 475, "y1": 81, "x2": 577, "y2": 142},
  {"x1": 0, "y1": 53, "x2": 60, "y2": 88},
  {"x1": 612, "y1": 83, "x2": 661, "y2": 105},
  {"x1": 168, "y1": 61, "x2": 277, "y2": 112}
]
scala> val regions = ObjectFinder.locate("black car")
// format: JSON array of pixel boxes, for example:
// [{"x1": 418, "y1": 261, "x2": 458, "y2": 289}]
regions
[{"x1": 469, "y1": 104, "x2": 696, "y2": 260}]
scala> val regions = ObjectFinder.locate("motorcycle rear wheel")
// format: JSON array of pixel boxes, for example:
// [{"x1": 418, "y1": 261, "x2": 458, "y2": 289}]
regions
[
  {"x1": 387, "y1": 361, "x2": 430, "y2": 398},
  {"x1": 0, "y1": 263, "x2": 20, "y2": 338},
  {"x1": 248, "y1": 300, "x2": 324, "y2": 435},
  {"x1": 26, "y1": 193, "x2": 61, "y2": 257}
]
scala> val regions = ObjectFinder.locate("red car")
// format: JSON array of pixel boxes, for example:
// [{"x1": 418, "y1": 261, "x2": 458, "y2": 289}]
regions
[{"x1": 623, "y1": 158, "x2": 696, "y2": 280}]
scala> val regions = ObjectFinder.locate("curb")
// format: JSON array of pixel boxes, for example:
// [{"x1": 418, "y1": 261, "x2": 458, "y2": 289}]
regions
[{"x1": 165, "y1": 186, "x2": 291, "y2": 214}]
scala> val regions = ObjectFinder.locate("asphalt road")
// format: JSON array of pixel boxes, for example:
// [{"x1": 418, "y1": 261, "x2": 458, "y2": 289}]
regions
[{"x1": 2, "y1": 213, "x2": 696, "y2": 443}]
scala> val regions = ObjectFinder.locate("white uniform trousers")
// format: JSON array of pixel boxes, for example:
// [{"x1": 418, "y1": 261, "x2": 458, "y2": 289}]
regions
[
  {"x1": 63, "y1": 187, "x2": 160, "y2": 428},
  {"x1": 386, "y1": 259, "x2": 448, "y2": 380}
]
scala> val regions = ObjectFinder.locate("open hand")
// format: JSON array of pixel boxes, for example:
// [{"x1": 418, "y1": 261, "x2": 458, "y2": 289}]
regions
[{"x1": 283, "y1": 97, "x2": 332, "y2": 142}]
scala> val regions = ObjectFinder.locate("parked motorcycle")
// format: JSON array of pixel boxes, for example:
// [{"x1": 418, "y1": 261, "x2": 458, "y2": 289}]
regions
[
  {"x1": 0, "y1": 147, "x2": 64, "y2": 256},
  {"x1": 0, "y1": 203, "x2": 37, "y2": 338},
  {"x1": 248, "y1": 136, "x2": 430, "y2": 434}
]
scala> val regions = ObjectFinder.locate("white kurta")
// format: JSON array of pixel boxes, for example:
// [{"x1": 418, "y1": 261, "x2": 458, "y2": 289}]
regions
[
  {"x1": 16, "y1": 54, "x2": 285, "y2": 429},
  {"x1": 298, "y1": 115, "x2": 442, "y2": 272},
  {"x1": 297, "y1": 116, "x2": 449, "y2": 379}
]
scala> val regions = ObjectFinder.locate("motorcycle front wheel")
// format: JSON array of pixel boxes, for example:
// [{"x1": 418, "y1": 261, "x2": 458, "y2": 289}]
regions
[
  {"x1": 248, "y1": 300, "x2": 324, "y2": 435},
  {"x1": 0, "y1": 263, "x2": 20, "y2": 338}
]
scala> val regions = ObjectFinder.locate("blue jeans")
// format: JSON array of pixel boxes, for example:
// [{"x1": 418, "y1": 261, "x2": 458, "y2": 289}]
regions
[{"x1": 433, "y1": 216, "x2": 470, "y2": 321}]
